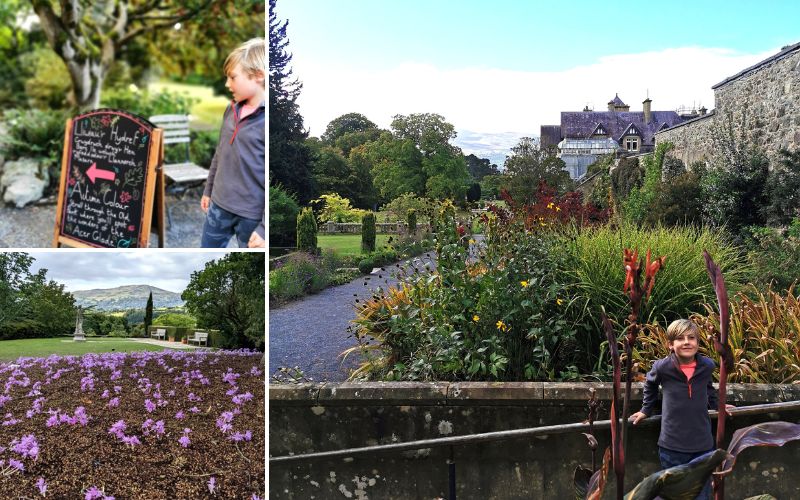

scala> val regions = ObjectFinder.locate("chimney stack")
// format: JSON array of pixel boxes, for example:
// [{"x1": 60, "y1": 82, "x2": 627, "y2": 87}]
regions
[
  {"x1": 642, "y1": 97, "x2": 652, "y2": 123},
  {"x1": 699, "y1": 106, "x2": 707, "y2": 116}
]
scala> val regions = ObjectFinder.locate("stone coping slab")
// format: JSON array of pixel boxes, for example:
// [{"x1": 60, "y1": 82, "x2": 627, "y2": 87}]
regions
[{"x1": 270, "y1": 382, "x2": 800, "y2": 407}]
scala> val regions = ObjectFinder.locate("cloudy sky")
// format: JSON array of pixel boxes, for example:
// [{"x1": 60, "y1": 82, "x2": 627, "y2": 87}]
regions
[
  {"x1": 27, "y1": 251, "x2": 231, "y2": 293},
  {"x1": 275, "y1": 0, "x2": 800, "y2": 165}
]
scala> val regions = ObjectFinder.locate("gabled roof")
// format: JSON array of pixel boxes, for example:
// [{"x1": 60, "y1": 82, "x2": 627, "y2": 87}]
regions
[
  {"x1": 713, "y1": 41, "x2": 800, "y2": 89},
  {"x1": 619, "y1": 122, "x2": 641, "y2": 140},
  {"x1": 591, "y1": 123, "x2": 608, "y2": 136},
  {"x1": 560, "y1": 110, "x2": 689, "y2": 146}
]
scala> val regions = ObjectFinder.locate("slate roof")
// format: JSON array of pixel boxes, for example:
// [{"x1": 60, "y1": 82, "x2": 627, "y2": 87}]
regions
[
  {"x1": 608, "y1": 94, "x2": 626, "y2": 106},
  {"x1": 713, "y1": 41, "x2": 800, "y2": 89},
  {"x1": 560, "y1": 110, "x2": 689, "y2": 146}
]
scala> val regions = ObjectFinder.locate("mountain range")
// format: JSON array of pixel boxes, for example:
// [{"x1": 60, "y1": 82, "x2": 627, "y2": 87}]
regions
[{"x1": 72, "y1": 285, "x2": 184, "y2": 311}]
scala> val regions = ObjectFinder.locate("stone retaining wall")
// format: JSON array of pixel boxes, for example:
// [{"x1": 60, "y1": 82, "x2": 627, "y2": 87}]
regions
[{"x1": 269, "y1": 382, "x2": 800, "y2": 499}]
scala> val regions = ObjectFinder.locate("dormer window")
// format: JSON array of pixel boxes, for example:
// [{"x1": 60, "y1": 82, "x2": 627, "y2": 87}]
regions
[
  {"x1": 591, "y1": 123, "x2": 607, "y2": 137},
  {"x1": 625, "y1": 137, "x2": 639, "y2": 152}
]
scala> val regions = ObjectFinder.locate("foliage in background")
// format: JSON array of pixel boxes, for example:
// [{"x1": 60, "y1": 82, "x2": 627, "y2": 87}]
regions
[
  {"x1": 101, "y1": 88, "x2": 196, "y2": 120},
  {"x1": 479, "y1": 174, "x2": 504, "y2": 200},
  {"x1": 268, "y1": 185, "x2": 300, "y2": 247},
  {"x1": 502, "y1": 137, "x2": 573, "y2": 204},
  {"x1": 381, "y1": 193, "x2": 436, "y2": 223},
  {"x1": 610, "y1": 156, "x2": 642, "y2": 200},
  {"x1": 645, "y1": 171, "x2": 704, "y2": 227},
  {"x1": 744, "y1": 221, "x2": 800, "y2": 292},
  {"x1": 622, "y1": 142, "x2": 673, "y2": 225},
  {"x1": 151, "y1": 312, "x2": 197, "y2": 329},
  {"x1": 269, "y1": 250, "x2": 341, "y2": 304},
  {"x1": 295, "y1": 207, "x2": 318, "y2": 252},
  {"x1": 406, "y1": 209, "x2": 417, "y2": 234},
  {"x1": 464, "y1": 153, "x2": 500, "y2": 181},
  {"x1": 764, "y1": 149, "x2": 800, "y2": 226},
  {"x1": 144, "y1": 291, "x2": 153, "y2": 333},
  {"x1": 310, "y1": 193, "x2": 367, "y2": 223},
  {"x1": 0, "y1": 253, "x2": 75, "y2": 341},
  {"x1": 321, "y1": 112, "x2": 377, "y2": 145},
  {"x1": 183, "y1": 252, "x2": 265, "y2": 350},
  {"x1": 19, "y1": 46, "x2": 71, "y2": 108},
  {"x1": 361, "y1": 212, "x2": 376, "y2": 253},
  {"x1": 1, "y1": 108, "x2": 66, "y2": 174},
  {"x1": 567, "y1": 222, "x2": 748, "y2": 373},
  {"x1": 633, "y1": 286, "x2": 800, "y2": 384}
]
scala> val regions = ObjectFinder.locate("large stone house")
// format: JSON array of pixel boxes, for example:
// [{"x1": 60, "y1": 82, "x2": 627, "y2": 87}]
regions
[
  {"x1": 656, "y1": 41, "x2": 800, "y2": 166},
  {"x1": 541, "y1": 95, "x2": 693, "y2": 179}
]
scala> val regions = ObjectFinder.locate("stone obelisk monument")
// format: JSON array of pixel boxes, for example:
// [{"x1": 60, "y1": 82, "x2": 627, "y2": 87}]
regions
[{"x1": 73, "y1": 306, "x2": 86, "y2": 342}]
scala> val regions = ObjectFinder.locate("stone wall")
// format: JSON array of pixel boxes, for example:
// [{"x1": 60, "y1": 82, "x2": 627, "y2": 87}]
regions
[
  {"x1": 656, "y1": 44, "x2": 800, "y2": 167},
  {"x1": 269, "y1": 382, "x2": 800, "y2": 499}
]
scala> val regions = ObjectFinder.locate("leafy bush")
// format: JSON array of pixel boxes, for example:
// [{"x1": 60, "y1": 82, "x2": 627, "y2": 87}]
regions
[
  {"x1": 1, "y1": 108, "x2": 66, "y2": 167},
  {"x1": 381, "y1": 193, "x2": 436, "y2": 223},
  {"x1": 569, "y1": 222, "x2": 750, "y2": 372},
  {"x1": 20, "y1": 47, "x2": 71, "y2": 109},
  {"x1": 764, "y1": 149, "x2": 800, "y2": 226},
  {"x1": 744, "y1": 223, "x2": 800, "y2": 292},
  {"x1": 646, "y1": 171, "x2": 703, "y2": 227},
  {"x1": 0, "y1": 319, "x2": 47, "y2": 341},
  {"x1": 100, "y1": 88, "x2": 197, "y2": 120},
  {"x1": 152, "y1": 313, "x2": 197, "y2": 328},
  {"x1": 269, "y1": 251, "x2": 338, "y2": 304},
  {"x1": 269, "y1": 185, "x2": 300, "y2": 247},
  {"x1": 610, "y1": 156, "x2": 642, "y2": 200},
  {"x1": 311, "y1": 193, "x2": 367, "y2": 223},
  {"x1": 406, "y1": 209, "x2": 417, "y2": 234},
  {"x1": 361, "y1": 212, "x2": 376, "y2": 253},
  {"x1": 349, "y1": 219, "x2": 577, "y2": 382},
  {"x1": 296, "y1": 207, "x2": 318, "y2": 252},
  {"x1": 164, "y1": 129, "x2": 220, "y2": 168},
  {"x1": 622, "y1": 142, "x2": 672, "y2": 225}
]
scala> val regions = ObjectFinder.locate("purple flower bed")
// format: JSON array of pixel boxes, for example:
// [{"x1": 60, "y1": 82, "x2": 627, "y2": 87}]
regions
[{"x1": 0, "y1": 350, "x2": 265, "y2": 499}]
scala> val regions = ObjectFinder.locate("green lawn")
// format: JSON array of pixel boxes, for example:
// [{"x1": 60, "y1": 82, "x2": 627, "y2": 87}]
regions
[
  {"x1": 0, "y1": 337, "x2": 179, "y2": 362},
  {"x1": 148, "y1": 80, "x2": 229, "y2": 130},
  {"x1": 318, "y1": 234, "x2": 393, "y2": 256}
]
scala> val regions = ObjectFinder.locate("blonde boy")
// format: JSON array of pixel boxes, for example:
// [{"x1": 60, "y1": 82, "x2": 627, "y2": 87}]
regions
[{"x1": 201, "y1": 38, "x2": 266, "y2": 248}]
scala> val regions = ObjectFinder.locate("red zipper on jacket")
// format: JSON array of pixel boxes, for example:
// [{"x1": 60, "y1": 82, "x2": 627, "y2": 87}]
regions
[{"x1": 229, "y1": 100, "x2": 240, "y2": 145}]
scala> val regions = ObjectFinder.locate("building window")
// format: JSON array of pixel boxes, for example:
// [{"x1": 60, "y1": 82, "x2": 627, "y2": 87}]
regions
[{"x1": 625, "y1": 137, "x2": 639, "y2": 151}]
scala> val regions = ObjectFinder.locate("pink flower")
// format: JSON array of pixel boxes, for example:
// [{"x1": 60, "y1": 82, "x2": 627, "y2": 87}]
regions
[
  {"x1": 36, "y1": 477, "x2": 47, "y2": 496},
  {"x1": 178, "y1": 435, "x2": 191, "y2": 448},
  {"x1": 144, "y1": 399, "x2": 156, "y2": 413},
  {"x1": 208, "y1": 476, "x2": 217, "y2": 494}
]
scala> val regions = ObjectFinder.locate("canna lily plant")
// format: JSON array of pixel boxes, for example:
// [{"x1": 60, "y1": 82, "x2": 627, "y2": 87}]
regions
[{"x1": 576, "y1": 250, "x2": 800, "y2": 500}]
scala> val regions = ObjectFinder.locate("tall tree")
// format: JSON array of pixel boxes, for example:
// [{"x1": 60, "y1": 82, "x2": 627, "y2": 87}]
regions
[
  {"x1": 182, "y1": 253, "x2": 265, "y2": 350},
  {"x1": 0, "y1": 252, "x2": 34, "y2": 331},
  {"x1": 144, "y1": 290, "x2": 153, "y2": 333},
  {"x1": 321, "y1": 112, "x2": 377, "y2": 144},
  {"x1": 30, "y1": 0, "x2": 212, "y2": 110},
  {"x1": 360, "y1": 133, "x2": 425, "y2": 203},
  {"x1": 20, "y1": 269, "x2": 76, "y2": 337},
  {"x1": 503, "y1": 137, "x2": 572, "y2": 204},
  {"x1": 268, "y1": 0, "x2": 315, "y2": 204},
  {"x1": 464, "y1": 154, "x2": 500, "y2": 181},
  {"x1": 391, "y1": 113, "x2": 457, "y2": 157}
]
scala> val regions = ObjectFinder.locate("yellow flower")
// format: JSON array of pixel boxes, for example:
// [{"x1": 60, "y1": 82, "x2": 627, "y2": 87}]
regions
[
  {"x1": 496, "y1": 320, "x2": 508, "y2": 332},
  {"x1": 540, "y1": 222, "x2": 546, "y2": 227},
  {"x1": 473, "y1": 315, "x2": 480, "y2": 322},
  {"x1": 547, "y1": 202, "x2": 554, "y2": 209},
  {"x1": 469, "y1": 239, "x2": 476, "y2": 245},
  {"x1": 556, "y1": 298, "x2": 564, "y2": 306},
  {"x1": 520, "y1": 280, "x2": 528, "y2": 288},
  {"x1": 555, "y1": 206, "x2": 561, "y2": 212}
]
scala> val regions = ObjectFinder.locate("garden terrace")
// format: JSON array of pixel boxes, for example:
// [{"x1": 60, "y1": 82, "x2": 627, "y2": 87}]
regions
[{"x1": 0, "y1": 350, "x2": 265, "y2": 499}]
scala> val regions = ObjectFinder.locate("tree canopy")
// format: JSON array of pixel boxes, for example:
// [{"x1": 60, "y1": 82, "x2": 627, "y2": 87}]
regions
[{"x1": 503, "y1": 137, "x2": 572, "y2": 204}]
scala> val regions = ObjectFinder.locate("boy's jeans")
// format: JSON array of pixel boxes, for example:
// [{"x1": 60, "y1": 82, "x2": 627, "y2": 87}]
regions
[
  {"x1": 658, "y1": 446, "x2": 714, "y2": 500},
  {"x1": 201, "y1": 201, "x2": 260, "y2": 248}
]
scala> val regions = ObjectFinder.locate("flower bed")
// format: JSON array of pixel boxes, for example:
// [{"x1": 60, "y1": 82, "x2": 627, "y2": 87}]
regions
[{"x1": 0, "y1": 350, "x2": 264, "y2": 499}]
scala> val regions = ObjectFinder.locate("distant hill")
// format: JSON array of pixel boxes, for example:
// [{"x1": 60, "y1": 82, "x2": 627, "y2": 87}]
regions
[{"x1": 72, "y1": 285, "x2": 184, "y2": 311}]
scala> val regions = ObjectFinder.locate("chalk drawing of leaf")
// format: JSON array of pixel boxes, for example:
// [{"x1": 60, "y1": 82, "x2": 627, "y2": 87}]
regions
[{"x1": 124, "y1": 167, "x2": 144, "y2": 188}]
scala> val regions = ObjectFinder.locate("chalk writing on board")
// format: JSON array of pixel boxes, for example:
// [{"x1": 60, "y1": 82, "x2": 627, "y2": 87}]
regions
[{"x1": 59, "y1": 109, "x2": 155, "y2": 247}]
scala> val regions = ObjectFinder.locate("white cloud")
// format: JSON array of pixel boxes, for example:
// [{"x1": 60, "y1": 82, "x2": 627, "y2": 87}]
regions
[{"x1": 292, "y1": 46, "x2": 775, "y2": 150}]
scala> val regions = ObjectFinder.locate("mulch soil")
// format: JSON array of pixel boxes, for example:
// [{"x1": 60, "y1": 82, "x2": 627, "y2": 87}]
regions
[{"x1": 0, "y1": 350, "x2": 265, "y2": 499}]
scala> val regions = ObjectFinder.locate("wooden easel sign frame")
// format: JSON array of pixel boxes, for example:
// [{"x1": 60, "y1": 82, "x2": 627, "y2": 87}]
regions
[{"x1": 53, "y1": 108, "x2": 164, "y2": 248}]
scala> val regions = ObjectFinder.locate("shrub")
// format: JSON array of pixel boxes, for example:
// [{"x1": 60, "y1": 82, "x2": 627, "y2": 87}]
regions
[
  {"x1": 569, "y1": 222, "x2": 750, "y2": 372},
  {"x1": 381, "y1": 193, "x2": 436, "y2": 223},
  {"x1": 744, "y1": 224, "x2": 800, "y2": 292},
  {"x1": 0, "y1": 319, "x2": 47, "y2": 341},
  {"x1": 406, "y1": 209, "x2": 417, "y2": 234},
  {"x1": 100, "y1": 88, "x2": 196, "y2": 120},
  {"x1": 361, "y1": 212, "x2": 376, "y2": 253},
  {"x1": 646, "y1": 171, "x2": 703, "y2": 227},
  {"x1": 269, "y1": 252, "x2": 331, "y2": 303},
  {"x1": 622, "y1": 142, "x2": 673, "y2": 225},
  {"x1": 20, "y1": 47, "x2": 71, "y2": 109},
  {"x1": 152, "y1": 313, "x2": 197, "y2": 329},
  {"x1": 311, "y1": 193, "x2": 367, "y2": 223},
  {"x1": 610, "y1": 156, "x2": 642, "y2": 200},
  {"x1": 435, "y1": 199, "x2": 457, "y2": 251},
  {"x1": 466, "y1": 182, "x2": 481, "y2": 202},
  {"x1": 269, "y1": 185, "x2": 300, "y2": 247},
  {"x1": 163, "y1": 129, "x2": 220, "y2": 168},
  {"x1": 1, "y1": 108, "x2": 67, "y2": 168},
  {"x1": 296, "y1": 207, "x2": 318, "y2": 252}
]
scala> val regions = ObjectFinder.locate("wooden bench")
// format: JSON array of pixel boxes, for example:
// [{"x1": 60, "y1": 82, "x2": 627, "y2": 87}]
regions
[
  {"x1": 150, "y1": 328, "x2": 166, "y2": 341},
  {"x1": 187, "y1": 330, "x2": 208, "y2": 347},
  {"x1": 149, "y1": 114, "x2": 211, "y2": 225}
]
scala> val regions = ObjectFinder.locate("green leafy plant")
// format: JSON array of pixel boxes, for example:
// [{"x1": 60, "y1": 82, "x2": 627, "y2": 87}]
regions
[
  {"x1": 406, "y1": 208, "x2": 417, "y2": 235},
  {"x1": 361, "y1": 212, "x2": 377, "y2": 253},
  {"x1": 296, "y1": 207, "x2": 318, "y2": 253}
]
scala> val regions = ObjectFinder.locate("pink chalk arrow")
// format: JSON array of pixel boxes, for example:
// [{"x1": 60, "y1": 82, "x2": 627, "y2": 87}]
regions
[{"x1": 86, "y1": 162, "x2": 116, "y2": 184}]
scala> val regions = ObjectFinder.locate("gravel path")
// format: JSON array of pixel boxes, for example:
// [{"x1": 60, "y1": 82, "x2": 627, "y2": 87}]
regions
[
  {"x1": 0, "y1": 192, "x2": 236, "y2": 248},
  {"x1": 268, "y1": 251, "x2": 439, "y2": 382}
]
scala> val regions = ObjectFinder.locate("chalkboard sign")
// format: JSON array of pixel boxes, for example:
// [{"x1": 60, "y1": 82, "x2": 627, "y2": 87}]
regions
[{"x1": 53, "y1": 109, "x2": 164, "y2": 248}]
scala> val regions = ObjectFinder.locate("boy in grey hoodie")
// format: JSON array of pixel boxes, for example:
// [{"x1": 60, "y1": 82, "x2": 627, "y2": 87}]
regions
[
  {"x1": 201, "y1": 38, "x2": 265, "y2": 248},
  {"x1": 630, "y1": 319, "x2": 733, "y2": 500}
]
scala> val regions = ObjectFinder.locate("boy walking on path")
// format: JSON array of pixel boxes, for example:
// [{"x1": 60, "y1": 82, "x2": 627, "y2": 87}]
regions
[
  {"x1": 629, "y1": 319, "x2": 734, "y2": 500},
  {"x1": 201, "y1": 38, "x2": 266, "y2": 248}
]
